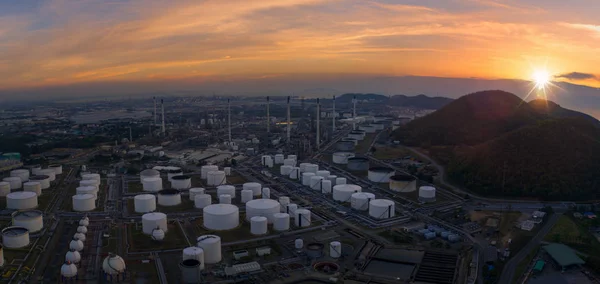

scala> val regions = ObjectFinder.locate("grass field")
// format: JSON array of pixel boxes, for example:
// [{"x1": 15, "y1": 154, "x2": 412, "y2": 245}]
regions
[
  {"x1": 513, "y1": 247, "x2": 539, "y2": 283},
  {"x1": 544, "y1": 215, "x2": 585, "y2": 244},
  {"x1": 373, "y1": 146, "x2": 410, "y2": 160},
  {"x1": 127, "y1": 181, "x2": 144, "y2": 193}
]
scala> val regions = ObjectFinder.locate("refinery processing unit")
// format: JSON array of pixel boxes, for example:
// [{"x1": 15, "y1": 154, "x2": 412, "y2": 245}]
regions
[{"x1": 0, "y1": 96, "x2": 485, "y2": 284}]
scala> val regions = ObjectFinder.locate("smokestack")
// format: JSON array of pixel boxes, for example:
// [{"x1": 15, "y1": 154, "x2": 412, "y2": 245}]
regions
[
  {"x1": 332, "y1": 95, "x2": 336, "y2": 130},
  {"x1": 129, "y1": 127, "x2": 133, "y2": 142},
  {"x1": 353, "y1": 95, "x2": 357, "y2": 130},
  {"x1": 287, "y1": 96, "x2": 291, "y2": 142},
  {"x1": 161, "y1": 99, "x2": 165, "y2": 134},
  {"x1": 153, "y1": 96, "x2": 157, "y2": 126},
  {"x1": 228, "y1": 98, "x2": 232, "y2": 143},
  {"x1": 316, "y1": 98, "x2": 320, "y2": 149},
  {"x1": 266, "y1": 96, "x2": 270, "y2": 133}
]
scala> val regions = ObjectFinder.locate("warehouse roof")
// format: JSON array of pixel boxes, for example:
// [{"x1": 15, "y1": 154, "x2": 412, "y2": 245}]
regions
[{"x1": 543, "y1": 244, "x2": 585, "y2": 267}]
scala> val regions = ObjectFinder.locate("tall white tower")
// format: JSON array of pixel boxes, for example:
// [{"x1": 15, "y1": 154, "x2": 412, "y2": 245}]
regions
[
  {"x1": 352, "y1": 95, "x2": 357, "y2": 130},
  {"x1": 228, "y1": 98, "x2": 232, "y2": 143},
  {"x1": 332, "y1": 95, "x2": 336, "y2": 130},
  {"x1": 161, "y1": 99, "x2": 165, "y2": 135},
  {"x1": 266, "y1": 96, "x2": 270, "y2": 133},
  {"x1": 316, "y1": 98, "x2": 320, "y2": 149},
  {"x1": 287, "y1": 96, "x2": 291, "y2": 141},
  {"x1": 153, "y1": 96, "x2": 157, "y2": 126}
]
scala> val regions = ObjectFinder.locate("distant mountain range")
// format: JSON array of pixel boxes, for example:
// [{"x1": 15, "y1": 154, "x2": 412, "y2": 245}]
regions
[
  {"x1": 336, "y1": 93, "x2": 453, "y2": 109},
  {"x1": 393, "y1": 90, "x2": 600, "y2": 201}
]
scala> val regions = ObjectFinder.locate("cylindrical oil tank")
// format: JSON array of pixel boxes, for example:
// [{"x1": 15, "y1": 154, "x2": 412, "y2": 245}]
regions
[
  {"x1": 23, "y1": 182, "x2": 42, "y2": 196},
  {"x1": 368, "y1": 167, "x2": 395, "y2": 183},
  {"x1": 332, "y1": 184, "x2": 362, "y2": 202},
  {"x1": 142, "y1": 177, "x2": 163, "y2": 192},
  {"x1": 302, "y1": 173, "x2": 315, "y2": 186},
  {"x1": 241, "y1": 189, "x2": 253, "y2": 203},
  {"x1": 348, "y1": 132, "x2": 365, "y2": 141},
  {"x1": 65, "y1": 249, "x2": 81, "y2": 264},
  {"x1": 316, "y1": 170, "x2": 330, "y2": 178},
  {"x1": 134, "y1": 194, "x2": 156, "y2": 213},
  {"x1": 289, "y1": 167, "x2": 300, "y2": 179},
  {"x1": 246, "y1": 199, "x2": 280, "y2": 223},
  {"x1": 299, "y1": 163, "x2": 310, "y2": 173},
  {"x1": 217, "y1": 185, "x2": 236, "y2": 198},
  {"x1": 332, "y1": 152, "x2": 355, "y2": 164},
  {"x1": 40, "y1": 169, "x2": 56, "y2": 182},
  {"x1": 347, "y1": 157, "x2": 369, "y2": 171},
  {"x1": 142, "y1": 212, "x2": 168, "y2": 234},
  {"x1": 7, "y1": 191, "x2": 38, "y2": 210},
  {"x1": 261, "y1": 187, "x2": 270, "y2": 199},
  {"x1": 351, "y1": 192, "x2": 375, "y2": 211},
  {"x1": 10, "y1": 169, "x2": 29, "y2": 182},
  {"x1": 278, "y1": 196, "x2": 290, "y2": 208},
  {"x1": 82, "y1": 173, "x2": 100, "y2": 182},
  {"x1": 295, "y1": 239, "x2": 304, "y2": 250},
  {"x1": 31, "y1": 166, "x2": 43, "y2": 176},
  {"x1": 200, "y1": 165, "x2": 218, "y2": 180},
  {"x1": 250, "y1": 216, "x2": 268, "y2": 235},
  {"x1": 224, "y1": 167, "x2": 231, "y2": 176},
  {"x1": 330, "y1": 241, "x2": 342, "y2": 258},
  {"x1": 336, "y1": 141, "x2": 355, "y2": 151},
  {"x1": 0, "y1": 182, "x2": 10, "y2": 196},
  {"x1": 321, "y1": 180, "x2": 332, "y2": 194},
  {"x1": 243, "y1": 182, "x2": 262, "y2": 196},
  {"x1": 72, "y1": 194, "x2": 96, "y2": 211},
  {"x1": 280, "y1": 165, "x2": 293, "y2": 176},
  {"x1": 219, "y1": 194, "x2": 231, "y2": 204},
  {"x1": 12, "y1": 210, "x2": 43, "y2": 233},
  {"x1": 182, "y1": 247, "x2": 205, "y2": 270},
  {"x1": 69, "y1": 237, "x2": 84, "y2": 251},
  {"x1": 102, "y1": 254, "x2": 126, "y2": 275},
  {"x1": 2, "y1": 227, "x2": 30, "y2": 249},
  {"x1": 369, "y1": 199, "x2": 395, "y2": 219},
  {"x1": 389, "y1": 174, "x2": 417, "y2": 192},
  {"x1": 273, "y1": 213, "x2": 290, "y2": 231},
  {"x1": 261, "y1": 155, "x2": 272, "y2": 166},
  {"x1": 189, "y1": 188, "x2": 205, "y2": 201},
  {"x1": 274, "y1": 154, "x2": 285, "y2": 164},
  {"x1": 170, "y1": 175, "x2": 191, "y2": 190},
  {"x1": 157, "y1": 189, "x2": 182, "y2": 206},
  {"x1": 79, "y1": 179, "x2": 99, "y2": 191},
  {"x1": 305, "y1": 164, "x2": 319, "y2": 174},
  {"x1": 76, "y1": 186, "x2": 97, "y2": 198},
  {"x1": 203, "y1": 204, "x2": 239, "y2": 230},
  {"x1": 287, "y1": 154, "x2": 297, "y2": 161},
  {"x1": 283, "y1": 158, "x2": 296, "y2": 167},
  {"x1": 140, "y1": 169, "x2": 160, "y2": 181},
  {"x1": 359, "y1": 125, "x2": 376, "y2": 133},
  {"x1": 294, "y1": 209, "x2": 311, "y2": 227},
  {"x1": 327, "y1": 175, "x2": 337, "y2": 185},
  {"x1": 167, "y1": 169, "x2": 184, "y2": 182},
  {"x1": 207, "y1": 171, "x2": 226, "y2": 186},
  {"x1": 3, "y1": 177, "x2": 22, "y2": 190},
  {"x1": 418, "y1": 186, "x2": 437, "y2": 202},
  {"x1": 196, "y1": 235, "x2": 222, "y2": 264},
  {"x1": 341, "y1": 137, "x2": 358, "y2": 145},
  {"x1": 30, "y1": 175, "x2": 50, "y2": 189},
  {"x1": 285, "y1": 204, "x2": 298, "y2": 215},
  {"x1": 310, "y1": 176, "x2": 324, "y2": 191},
  {"x1": 194, "y1": 194, "x2": 212, "y2": 209}
]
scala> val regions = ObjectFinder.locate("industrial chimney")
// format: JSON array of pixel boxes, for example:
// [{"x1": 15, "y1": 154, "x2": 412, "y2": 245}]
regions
[
  {"x1": 332, "y1": 95, "x2": 336, "y2": 130},
  {"x1": 352, "y1": 95, "x2": 357, "y2": 130},
  {"x1": 228, "y1": 98, "x2": 232, "y2": 143},
  {"x1": 287, "y1": 96, "x2": 291, "y2": 142},
  {"x1": 161, "y1": 99, "x2": 165, "y2": 134},
  {"x1": 153, "y1": 96, "x2": 157, "y2": 126},
  {"x1": 316, "y1": 98, "x2": 320, "y2": 149},
  {"x1": 266, "y1": 96, "x2": 270, "y2": 133}
]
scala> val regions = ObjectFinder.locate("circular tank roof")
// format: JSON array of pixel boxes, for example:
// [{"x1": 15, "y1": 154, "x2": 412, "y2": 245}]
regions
[
  {"x1": 143, "y1": 212, "x2": 167, "y2": 220},
  {"x1": 73, "y1": 194, "x2": 94, "y2": 200},
  {"x1": 203, "y1": 204, "x2": 238, "y2": 215},
  {"x1": 246, "y1": 199, "x2": 280, "y2": 209},
  {"x1": 168, "y1": 169, "x2": 183, "y2": 173},
  {"x1": 23, "y1": 181, "x2": 41, "y2": 186},
  {"x1": 197, "y1": 235, "x2": 220, "y2": 244},
  {"x1": 158, "y1": 189, "x2": 180, "y2": 195},
  {"x1": 49, "y1": 164, "x2": 61, "y2": 168},
  {"x1": 183, "y1": 246, "x2": 203, "y2": 255},
  {"x1": 29, "y1": 175, "x2": 49, "y2": 180},
  {"x1": 7, "y1": 191, "x2": 37, "y2": 199},
  {"x1": 12, "y1": 210, "x2": 43, "y2": 219},
  {"x1": 181, "y1": 259, "x2": 200, "y2": 267},
  {"x1": 351, "y1": 192, "x2": 375, "y2": 199},
  {"x1": 348, "y1": 157, "x2": 368, "y2": 162},
  {"x1": 140, "y1": 169, "x2": 160, "y2": 176},
  {"x1": 2, "y1": 226, "x2": 29, "y2": 236},
  {"x1": 135, "y1": 194, "x2": 155, "y2": 200},
  {"x1": 171, "y1": 175, "x2": 190, "y2": 180},
  {"x1": 370, "y1": 199, "x2": 394, "y2": 207},
  {"x1": 333, "y1": 184, "x2": 362, "y2": 192},
  {"x1": 306, "y1": 243, "x2": 324, "y2": 250},
  {"x1": 390, "y1": 174, "x2": 416, "y2": 181},
  {"x1": 251, "y1": 216, "x2": 267, "y2": 222},
  {"x1": 368, "y1": 166, "x2": 394, "y2": 173}
]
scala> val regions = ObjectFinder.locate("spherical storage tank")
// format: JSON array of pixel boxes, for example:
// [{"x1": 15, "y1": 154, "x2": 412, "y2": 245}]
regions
[
  {"x1": 0, "y1": 182, "x2": 10, "y2": 197},
  {"x1": 10, "y1": 169, "x2": 29, "y2": 182},
  {"x1": 330, "y1": 241, "x2": 342, "y2": 258},
  {"x1": 142, "y1": 212, "x2": 168, "y2": 235},
  {"x1": 23, "y1": 182, "x2": 42, "y2": 196},
  {"x1": 72, "y1": 194, "x2": 96, "y2": 212},
  {"x1": 74, "y1": 232, "x2": 86, "y2": 242},
  {"x1": 40, "y1": 169, "x2": 56, "y2": 182},
  {"x1": 65, "y1": 249, "x2": 81, "y2": 264},
  {"x1": 217, "y1": 185, "x2": 236, "y2": 198},
  {"x1": 243, "y1": 182, "x2": 261, "y2": 196},
  {"x1": 77, "y1": 226, "x2": 88, "y2": 234},
  {"x1": 2, "y1": 227, "x2": 30, "y2": 248},
  {"x1": 347, "y1": 157, "x2": 369, "y2": 171},
  {"x1": 273, "y1": 213, "x2": 290, "y2": 231},
  {"x1": 302, "y1": 172, "x2": 315, "y2": 186},
  {"x1": 250, "y1": 216, "x2": 268, "y2": 235},
  {"x1": 189, "y1": 188, "x2": 205, "y2": 201},
  {"x1": 170, "y1": 175, "x2": 191, "y2": 189},
  {"x1": 200, "y1": 165, "x2": 218, "y2": 179},
  {"x1": 369, "y1": 199, "x2": 395, "y2": 219},
  {"x1": 183, "y1": 247, "x2": 205, "y2": 270},
  {"x1": 332, "y1": 152, "x2": 355, "y2": 164},
  {"x1": 368, "y1": 167, "x2": 395, "y2": 183},
  {"x1": 12, "y1": 210, "x2": 43, "y2": 233},
  {"x1": 157, "y1": 189, "x2": 182, "y2": 206},
  {"x1": 333, "y1": 184, "x2": 362, "y2": 202},
  {"x1": 419, "y1": 186, "x2": 436, "y2": 202},
  {"x1": 61, "y1": 261, "x2": 78, "y2": 279},
  {"x1": 336, "y1": 141, "x2": 354, "y2": 151},
  {"x1": 48, "y1": 164, "x2": 63, "y2": 175},
  {"x1": 152, "y1": 228, "x2": 165, "y2": 241},
  {"x1": 134, "y1": 194, "x2": 157, "y2": 213},
  {"x1": 142, "y1": 177, "x2": 163, "y2": 192},
  {"x1": 194, "y1": 194, "x2": 212, "y2": 209},
  {"x1": 246, "y1": 199, "x2": 280, "y2": 223},
  {"x1": 207, "y1": 171, "x2": 226, "y2": 186},
  {"x1": 389, "y1": 174, "x2": 417, "y2": 192},
  {"x1": 7, "y1": 191, "x2": 38, "y2": 210},
  {"x1": 197, "y1": 235, "x2": 222, "y2": 264},
  {"x1": 103, "y1": 254, "x2": 126, "y2": 275},
  {"x1": 294, "y1": 209, "x2": 311, "y2": 227},
  {"x1": 3, "y1": 177, "x2": 22, "y2": 190},
  {"x1": 79, "y1": 217, "x2": 89, "y2": 226},
  {"x1": 30, "y1": 175, "x2": 50, "y2": 189},
  {"x1": 351, "y1": 192, "x2": 375, "y2": 211},
  {"x1": 203, "y1": 204, "x2": 239, "y2": 230}
]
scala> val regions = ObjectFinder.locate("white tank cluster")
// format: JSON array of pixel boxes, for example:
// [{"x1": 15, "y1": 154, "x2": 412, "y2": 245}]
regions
[
  {"x1": 332, "y1": 184, "x2": 362, "y2": 202},
  {"x1": 157, "y1": 189, "x2": 182, "y2": 206},
  {"x1": 219, "y1": 194, "x2": 232, "y2": 204},
  {"x1": 207, "y1": 171, "x2": 226, "y2": 186},
  {"x1": 419, "y1": 186, "x2": 436, "y2": 202},
  {"x1": 330, "y1": 241, "x2": 342, "y2": 258},
  {"x1": 280, "y1": 165, "x2": 292, "y2": 176},
  {"x1": 273, "y1": 213, "x2": 290, "y2": 231},
  {"x1": 332, "y1": 152, "x2": 355, "y2": 164},
  {"x1": 217, "y1": 185, "x2": 236, "y2": 198},
  {"x1": 3, "y1": 177, "x2": 22, "y2": 190},
  {"x1": 288, "y1": 167, "x2": 300, "y2": 179},
  {"x1": 170, "y1": 175, "x2": 192, "y2": 189},
  {"x1": 246, "y1": 199, "x2": 280, "y2": 223},
  {"x1": 30, "y1": 175, "x2": 50, "y2": 189},
  {"x1": 351, "y1": 192, "x2": 376, "y2": 211},
  {"x1": 72, "y1": 194, "x2": 96, "y2": 211},
  {"x1": 242, "y1": 182, "x2": 261, "y2": 196},
  {"x1": 250, "y1": 216, "x2": 268, "y2": 235},
  {"x1": 189, "y1": 188, "x2": 205, "y2": 201},
  {"x1": 261, "y1": 155, "x2": 274, "y2": 168},
  {"x1": 367, "y1": 167, "x2": 395, "y2": 183},
  {"x1": 194, "y1": 194, "x2": 212, "y2": 209},
  {"x1": 10, "y1": 169, "x2": 30, "y2": 182},
  {"x1": 142, "y1": 177, "x2": 163, "y2": 192},
  {"x1": 23, "y1": 182, "x2": 42, "y2": 196},
  {"x1": 6, "y1": 191, "x2": 38, "y2": 210},
  {"x1": 0, "y1": 182, "x2": 10, "y2": 196},
  {"x1": 294, "y1": 209, "x2": 311, "y2": 227},
  {"x1": 369, "y1": 199, "x2": 395, "y2": 219},
  {"x1": 142, "y1": 212, "x2": 168, "y2": 235},
  {"x1": 12, "y1": 210, "x2": 43, "y2": 233},
  {"x1": 316, "y1": 170, "x2": 330, "y2": 178},
  {"x1": 285, "y1": 204, "x2": 298, "y2": 215},
  {"x1": 283, "y1": 158, "x2": 296, "y2": 167},
  {"x1": 103, "y1": 254, "x2": 126, "y2": 276},
  {"x1": 389, "y1": 174, "x2": 417, "y2": 192},
  {"x1": 302, "y1": 173, "x2": 315, "y2": 186},
  {"x1": 183, "y1": 246, "x2": 205, "y2": 270},
  {"x1": 203, "y1": 204, "x2": 239, "y2": 230},
  {"x1": 197, "y1": 235, "x2": 221, "y2": 264},
  {"x1": 200, "y1": 165, "x2": 218, "y2": 180},
  {"x1": 304, "y1": 164, "x2": 319, "y2": 173},
  {"x1": 274, "y1": 154, "x2": 285, "y2": 164},
  {"x1": 134, "y1": 194, "x2": 157, "y2": 213},
  {"x1": 241, "y1": 189, "x2": 253, "y2": 203},
  {"x1": 2, "y1": 227, "x2": 30, "y2": 248}
]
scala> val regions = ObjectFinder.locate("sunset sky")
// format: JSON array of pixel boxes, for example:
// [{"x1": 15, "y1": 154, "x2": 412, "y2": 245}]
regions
[{"x1": 0, "y1": 0, "x2": 599, "y2": 91}]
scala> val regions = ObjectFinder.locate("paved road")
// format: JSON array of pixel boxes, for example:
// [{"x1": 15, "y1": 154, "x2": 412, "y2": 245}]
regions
[{"x1": 499, "y1": 213, "x2": 562, "y2": 284}]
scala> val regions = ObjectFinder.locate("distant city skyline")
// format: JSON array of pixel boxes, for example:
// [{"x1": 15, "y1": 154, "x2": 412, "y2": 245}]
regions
[{"x1": 0, "y1": 0, "x2": 599, "y2": 92}]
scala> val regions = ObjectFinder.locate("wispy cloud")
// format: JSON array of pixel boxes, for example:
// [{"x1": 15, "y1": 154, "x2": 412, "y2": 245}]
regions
[
  {"x1": 555, "y1": 72, "x2": 598, "y2": 81},
  {"x1": 561, "y1": 23, "x2": 600, "y2": 36}
]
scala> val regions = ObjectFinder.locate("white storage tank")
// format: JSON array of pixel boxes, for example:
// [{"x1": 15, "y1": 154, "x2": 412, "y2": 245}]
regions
[
  {"x1": 152, "y1": 228, "x2": 165, "y2": 241},
  {"x1": 170, "y1": 175, "x2": 191, "y2": 190},
  {"x1": 72, "y1": 194, "x2": 96, "y2": 212},
  {"x1": 12, "y1": 210, "x2": 43, "y2": 233},
  {"x1": 189, "y1": 188, "x2": 205, "y2": 201},
  {"x1": 134, "y1": 194, "x2": 157, "y2": 213},
  {"x1": 200, "y1": 165, "x2": 218, "y2": 180},
  {"x1": 299, "y1": 163, "x2": 310, "y2": 173},
  {"x1": 61, "y1": 261, "x2": 78, "y2": 279},
  {"x1": 335, "y1": 177, "x2": 347, "y2": 185},
  {"x1": 194, "y1": 194, "x2": 212, "y2": 209},
  {"x1": 241, "y1": 189, "x2": 253, "y2": 203},
  {"x1": 79, "y1": 217, "x2": 89, "y2": 226},
  {"x1": 261, "y1": 155, "x2": 272, "y2": 166},
  {"x1": 76, "y1": 186, "x2": 97, "y2": 198},
  {"x1": 246, "y1": 199, "x2": 280, "y2": 223},
  {"x1": 207, "y1": 171, "x2": 226, "y2": 186},
  {"x1": 278, "y1": 196, "x2": 290, "y2": 208},
  {"x1": 31, "y1": 166, "x2": 43, "y2": 176},
  {"x1": 142, "y1": 177, "x2": 163, "y2": 192},
  {"x1": 419, "y1": 186, "x2": 436, "y2": 202},
  {"x1": 197, "y1": 235, "x2": 222, "y2": 264},
  {"x1": 367, "y1": 167, "x2": 395, "y2": 183},
  {"x1": 330, "y1": 241, "x2": 342, "y2": 258},
  {"x1": 217, "y1": 185, "x2": 236, "y2": 198},
  {"x1": 183, "y1": 247, "x2": 205, "y2": 270},
  {"x1": 294, "y1": 209, "x2": 311, "y2": 227},
  {"x1": 65, "y1": 249, "x2": 81, "y2": 264},
  {"x1": 321, "y1": 180, "x2": 332, "y2": 194},
  {"x1": 224, "y1": 167, "x2": 232, "y2": 176},
  {"x1": 389, "y1": 174, "x2": 417, "y2": 192},
  {"x1": 295, "y1": 239, "x2": 304, "y2": 250},
  {"x1": 142, "y1": 212, "x2": 168, "y2": 235},
  {"x1": 283, "y1": 158, "x2": 296, "y2": 166},
  {"x1": 261, "y1": 187, "x2": 270, "y2": 199},
  {"x1": 274, "y1": 154, "x2": 285, "y2": 164},
  {"x1": 203, "y1": 204, "x2": 239, "y2": 230},
  {"x1": 305, "y1": 164, "x2": 318, "y2": 173},
  {"x1": 40, "y1": 169, "x2": 56, "y2": 182},
  {"x1": 288, "y1": 167, "x2": 300, "y2": 180},
  {"x1": 103, "y1": 254, "x2": 126, "y2": 275},
  {"x1": 23, "y1": 182, "x2": 42, "y2": 196},
  {"x1": 74, "y1": 232, "x2": 86, "y2": 242},
  {"x1": 219, "y1": 194, "x2": 231, "y2": 204},
  {"x1": 310, "y1": 176, "x2": 324, "y2": 191},
  {"x1": 157, "y1": 189, "x2": 182, "y2": 206},
  {"x1": 316, "y1": 170, "x2": 330, "y2": 178},
  {"x1": 82, "y1": 173, "x2": 100, "y2": 182},
  {"x1": 167, "y1": 169, "x2": 184, "y2": 182},
  {"x1": 140, "y1": 169, "x2": 160, "y2": 181},
  {"x1": 79, "y1": 179, "x2": 99, "y2": 191},
  {"x1": 285, "y1": 204, "x2": 298, "y2": 215},
  {"x1": 77, "y1": 226, "x2": 88, "y2": 234},
  {"x1": 6, "y1": 191, "x2": 38, "y2": 210},
  {"x1": 332, "y1": 184, "x2": 362, "y2": 202},
  {"x1": 10, "y1": 169, "x2": 29, "y2": 182},
  {"x1": 332, "y1": 152, "x2": 355, "y2": 164},
  {"x1": 351, "y1": 192, "x2": 376, "y2": 211},
  {"x1": 287, "y1": 154, "x2": 297, "y2": 161},
  {"x1": 3, "y1": 177, "x2": 22, "y2": 190},
  {"x1": 369, "y1": 199, "x2": 395, "y2": 219},
  {"x1": 243, "y1": 182, "x2": 262, "y2": 196},
  {"x1": 250, "y1": 216, "x2": 268, "y2": 235},
  {"x1": 302, "y1": 172, "x2": 315, "y2": 186},
  {"x1": 2, "y1": 227, "x2": 29, "y2": 248},
  {"x1": 30, "y1": 175, "x2": 50, "y2": 189},
  {"x1": 280, "y1": 165, "x2": 293, "y2": 176},
  {"x1": 0, "y1": 182, "x2": 10, "y2": 196},
  {"x1": 273, "y1": 213, "x2": 290, "y2": 231}
]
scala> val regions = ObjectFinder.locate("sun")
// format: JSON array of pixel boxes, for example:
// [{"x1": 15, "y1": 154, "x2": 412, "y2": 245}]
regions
[{"x1": 532, "y1": 70, "x2": 550, "y2": 90}]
